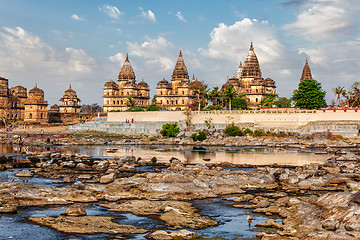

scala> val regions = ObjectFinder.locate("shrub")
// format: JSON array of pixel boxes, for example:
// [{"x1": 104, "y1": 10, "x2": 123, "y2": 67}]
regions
[
  {"x1": 151, "y1": 156, "x2": 157, "y2": 164},
  {"x1": 146, "y1": 104, "x2": 160, "y2": 111},
  {"x1": 149, "y1": 136, "x2": 158, "y2": 141},
  {"x1": 243, "y1": 128, "x2": 253, "y2": 135},
  {"x1": 128, "y1": 106, "x2": 145, "y2": 112},
  {"x1": 160, "y1": 122, "x2": 180, "y2": 137},
  {"x1": 224, "y1": 124, "x2": 244, "y2": 136},
  {"x1": 330, "y1": 134, "x2": 344, "y2": 141},
  {"x1": 253, "y1": 129, "x2": 266, "y2": 137},
  {"x1": 191, "y1": 131, "x2": 207, "y2": 141}
]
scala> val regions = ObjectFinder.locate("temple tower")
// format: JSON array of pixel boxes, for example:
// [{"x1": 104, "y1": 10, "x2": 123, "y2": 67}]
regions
[
  {"x1": 24, "y1": 85, "x2": 48, "y2": 122},
  {"x1": 300, "y1": 59, "x2": 313, "y2": 82},
  {"x1": 59, "y1": 85, "x2": 81, "y2": 113}
]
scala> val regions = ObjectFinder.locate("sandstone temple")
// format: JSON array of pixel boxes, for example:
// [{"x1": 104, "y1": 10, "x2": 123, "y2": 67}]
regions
[
  {"x1": 222, "y1": 42, "x2": 276, "y2": 107},
  {"x1": 103, "y1": 54, "x2": 150, "y2": 112},
  {"x1": 156, "y1": 51, "x2": 200, "y2": 111}
]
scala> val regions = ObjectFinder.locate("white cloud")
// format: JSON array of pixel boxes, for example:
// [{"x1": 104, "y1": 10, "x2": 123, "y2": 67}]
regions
[
  {"x1": 283, "y1": 0, "x2": 358, "y2": 41},
  {"x1": 141, "y1": 10, "x2": 156, "y2": 22},
  {"x1": 127, "y1": 36, "x2": 175, "y2": 70},
  {"x1": 176, "y1": 11, "x2": 187, "y2": 22},
  {"x1": 71, "y1": 14, "x2": 86, "y2": 22},
  {"x1": 198, "y1": 18, "x2": 283, "y2": 63},
  {"x1": 109, "y1": 52, "x2": 125, "y2": 65},
  {"x1": 0, "y1": 27, "x2": 97, "y2": 104},
  {"x1": 99, "y1": 5, "x2": 122, "y2": 19}
]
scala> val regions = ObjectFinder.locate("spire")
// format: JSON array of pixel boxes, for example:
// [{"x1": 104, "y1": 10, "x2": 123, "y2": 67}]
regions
[
  {"x1": 192, "y1": 74, "x2": 195, "y2": 81},
  {"x1": 172, "y1": 50, "x2": 189, "y2": 81},
  {"x1": 235, "y1": 61, "x2": 243, "y2": 79},
  {"x1": 69, "y1": 84, "x2": 72, "y2": 89},
  {"x1": 118, "y1": 54, "x2": 135, "y2": 81},
  {"x1": 241, "y1": 42, "x2": 262, "y2": 78},
  {"x1": 300, "y1": 59, "x2": 313, "y2": 82}
]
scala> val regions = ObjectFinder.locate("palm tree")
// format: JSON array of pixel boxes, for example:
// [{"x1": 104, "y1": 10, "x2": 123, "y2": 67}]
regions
[
  {"x1": 221, "y1": 86, "x2": 237, "y2": 110},
  {"x1": 208, "y1": 87, "x2": 221, "y2": 106},
  {"x1": 333, "y1": 86, "x2": 346, "y2": 107},
  {"x1": 126, "y1": 96, "x2": 136, "y2": 109}
]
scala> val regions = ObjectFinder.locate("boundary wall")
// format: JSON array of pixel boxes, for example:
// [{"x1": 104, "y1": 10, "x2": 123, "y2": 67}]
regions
[{"x1": 69, "y1": 109, "x2": 360, "y2": 137}]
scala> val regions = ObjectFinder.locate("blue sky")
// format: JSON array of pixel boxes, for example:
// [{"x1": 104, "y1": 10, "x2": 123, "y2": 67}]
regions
[{"x1": 0, "y1": 0, "x2": 359, "y2": 105}]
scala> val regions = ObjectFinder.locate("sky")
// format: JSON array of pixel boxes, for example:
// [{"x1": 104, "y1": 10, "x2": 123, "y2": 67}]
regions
[{"x1": 0, "y1": 0, "x2": 359, "y2": 106}]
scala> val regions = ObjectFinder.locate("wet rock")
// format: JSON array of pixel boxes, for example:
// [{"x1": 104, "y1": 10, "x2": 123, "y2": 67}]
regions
[
  {"x1": 28, "y1": 216, "x2": 147, "y2": 235},
  {"x1": 347, "y1": 181, "x2": 360, "y2": 192},
  {"x1": 169, "y1": 229, "x2": 200, "y2": 239},
  {"x1": 0, "y1": 205, "x2": 17, "y2": 213},
  {"x1": 118, "y1": 155, "x2": 136, "y2": 164},
  {"x1": 50, "y1": 153, "x2": 61, "y2": 158},
  {"x1": 38, "y1": 152, "x2": 51, "y2": 158},
  {"x1": 61, "y1": 204, "x2": 86, "y2": 216},
  {"x1": 145, "y1": 230, "x2": 173, "y2": 240},
  {"x1": 99, "y1": 173, "x2": 116, "y2": 184},
  {"x1": 15, "y1": 169, "x2": 34, "y2": 177},
  {"x1": 76, "y1": 163, "x2": 91, "y2": 170},
  {"x1": 101, "y1": 200, "x2": 218, "y2": 230},
  {"x1": 256, "y1": 218, "x2": 284, "y2": 230},
  {"x1": 93, "y1": 160, "x2": 109, "y2": 170}
]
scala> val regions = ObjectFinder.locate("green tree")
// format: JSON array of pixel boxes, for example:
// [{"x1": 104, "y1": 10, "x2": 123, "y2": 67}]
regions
[
  {"x1": 293, "y1": 79, "x2": 327, "y2": 109},
  {"x1": 126, "y1": 96, "x2": 136, "y2": 109},
  {"x1": 208, "y1": 87, "x2": 221, "y2": 106},
  {"x1": 333, "y1": 86, "x2": 346, "y2": 107},
  {"x1": 232, "y1": 93, "x2": 248, "y2": 110},
  {"x1": 260, "y1": 93, "x2": 278, "y2": 108},
  {"x1": 221, "y1": 86, "x2": 237, "y2": 110},
  {"x1": 81, "y1": 103, "x2": 102, "y2": 113},
  {"x1": 190, "y1": 81, "x2": 209, "y2": 110},
  {"x1": 276, "y1": 97, "x2": 291, "y2": 107},
  {"x1": 160, "y1": 122, "x2": 180, "y2": 137}
]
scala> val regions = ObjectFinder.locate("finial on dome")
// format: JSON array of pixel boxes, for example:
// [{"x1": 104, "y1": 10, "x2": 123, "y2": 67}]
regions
[
  {"x1": 125, "y1": 53, "x2": 129, "y2": 62},
  {"x1": 69, "y1": 84, "x2": 72, "y2": 89},
  {"x1": 179, "y1": 50, "x2": 182, "y2": 56},
  {"x1": 250, "y1": 42, "x2": 254, "y2": 51},
  {"x1": 35, "y1": 84, "x2": 37, "y2": 88},
  {"x1": 192, "y1": 74, "x2": 195, "y2": 80}
]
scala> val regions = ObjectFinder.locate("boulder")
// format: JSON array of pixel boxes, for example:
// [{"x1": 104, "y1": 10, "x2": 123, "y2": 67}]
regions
[
  {"x1": 145, "y1": 230, "x2": 172, "y2": 240},
  {"x1": 170, "y1": 230, "x2": 200, "y2": 239},
  {"x1": 99, "y1": 173, "x2": 116, "y2": 184},
  {"x1": 76, "y1": 163, "x2": 91, "y2": 170},
  {"x1": 61, "y1": 204, "x2": 87, "y2": 216},
  {"x1": 119, "y1": 155, "x2": 136, "y2": 164},
  {"x1": 15, "y1": 169, "x2": 33, "y2": 177}
]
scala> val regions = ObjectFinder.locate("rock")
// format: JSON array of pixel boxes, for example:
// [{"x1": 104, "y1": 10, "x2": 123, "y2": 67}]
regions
[
  {"x1": 61, "y1": 204, "x2": 86, "y2": 216},
  {"x1": 76, "y1": 163, "x2": 91, "y2": 170},
  {"x1": 99, "y1": 173, "x2": 116, "y2": 184},
  {"x1": 93, "y1": 160, "x2": 109, "y2": 170},
  {"x1": 169, "y1": 229, "x2": 200, "y2": 239},
  {"x1": 119, "y1": 155, "x2": 136, "y2": 164},
  {"x1": 255, "y1": 219, "x2": 284, "y2": 230},
  {"x1": 50, "y1": 153, "x2": 61, "y2": 158},
  {"x1": 15, "y1": 169, "x2": 33, "y2": 177},
  {"x1": 28, "y1": 216, "x2": 147, "y2": 235},
  {"x1": 232, "y1": 194, "x2": 254, "y2": 202},
  {"x1": 347, "y1": 181, "x2": 360, "y2": 192},
  {"x1": 38, "y1": 152, "x2": 51, "y2": 158},
  {"x1": 0, "y1": 205, "x2": 17, "y2": 213},
  {"x1": 322, "y1": 219, "x2": 339, "y2": 231},
  {"x1": 145, "y1": 230, "x2": 172, "y2": 240}
]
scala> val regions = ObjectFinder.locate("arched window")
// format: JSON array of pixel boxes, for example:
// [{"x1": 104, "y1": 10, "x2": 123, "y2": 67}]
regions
[
  {"x1": 29, "y1": 113, "x2": 32, "y2": 119},
  {"x1": 182, "y1": 100, "x2": 184, "y2": 104},
  {"x1": 176, "y1": 100, "x2": 178, "y2": 104},
  {"x1": 161, "y1": 91, "x2": 163, "y2": 95},
  {"x1": 256, "y1": 98, "x2": 258, "y2": 102},
  {"x1": 256, "y1": 89, "x2": 258, "y2": 93},
  {"x1": 167, "y1": 100, "x2": 169, "y2": 104},
  {"x1": 117, "y1": 101, "x2": 119, "y2": 104},
  {"x1": 182, "y1": 91, "x2": 185, "y2": 95},
  {"x1": 160, "y1": 100, "x2": 162, "y2": 104},
  {"x1": 40, "y1": 113, "x2": 43, "y2": 118},
  {"x1": 121, "y1": 100, "x2": 123, "y2": 104}
]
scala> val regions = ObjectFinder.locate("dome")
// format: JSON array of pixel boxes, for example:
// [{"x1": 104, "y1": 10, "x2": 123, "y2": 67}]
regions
[
  {"x1": 63, "y1": 85, "x2": 77, "y2": 98},
  {"x1": 104, "y1": 79, "x2": 118, "y2": 89},
  {"x1": 157, "y1": 78, "x2": 171, "y2": 88},
  {"x1": 137, "y1": 79, "x2": 149, "y2": 88},
  {"x1": 118, "y1": 54, "x2": 136, "y2": 81},
  {"x1": 50, "y1": 104, "x2": 60, "y2": 111},
  {"x1": 10, "y1": 85, "x2": 27, "y2": 98},
  {"x1": 28, "y1": 85, "x2": 45, "y2": 101}
]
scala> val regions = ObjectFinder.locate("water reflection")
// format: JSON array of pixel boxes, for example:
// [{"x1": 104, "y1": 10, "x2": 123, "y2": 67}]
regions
[{"x1": 0, "y1": 144, "x2": 334, "y2": 166}]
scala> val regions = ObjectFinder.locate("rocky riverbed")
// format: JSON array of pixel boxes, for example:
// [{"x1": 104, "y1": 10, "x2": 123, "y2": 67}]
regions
[
  {"x1": 1, "y1": 131, "x2": 360, "y2": 239},
  {"x1": 0, "y1": 144, "x2": 360, "y2": 239}
]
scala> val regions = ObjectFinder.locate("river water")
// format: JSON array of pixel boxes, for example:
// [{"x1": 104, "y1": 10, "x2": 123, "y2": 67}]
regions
[{"x1": 0, "y1": 143, "x2": 342, "y2": 239}]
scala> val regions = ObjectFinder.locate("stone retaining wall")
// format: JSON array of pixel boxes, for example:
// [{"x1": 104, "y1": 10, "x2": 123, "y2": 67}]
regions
[{"x1": 68, "y1": 109, "x2": 360, "y2": 137}]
